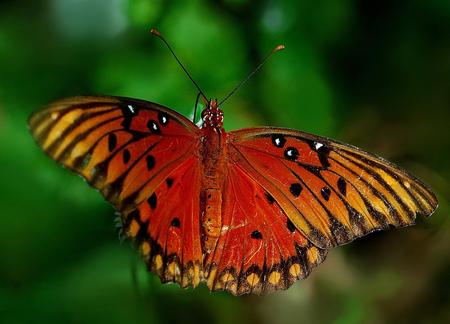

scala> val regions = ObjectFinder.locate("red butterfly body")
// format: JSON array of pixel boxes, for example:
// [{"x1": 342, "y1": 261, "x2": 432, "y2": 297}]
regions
[{"x1": 29, "y1": 94, "x2": 438, "y2": 295}]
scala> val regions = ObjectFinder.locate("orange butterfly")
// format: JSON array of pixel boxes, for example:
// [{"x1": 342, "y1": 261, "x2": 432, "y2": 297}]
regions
[{"x1": 29, "y1": 29, "x2": 438, "y2": 295}]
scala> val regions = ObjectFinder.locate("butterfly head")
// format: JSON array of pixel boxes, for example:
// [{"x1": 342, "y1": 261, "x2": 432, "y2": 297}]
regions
[{"x1": 201, "y1": 99, "x2": 224, "y2": 129}]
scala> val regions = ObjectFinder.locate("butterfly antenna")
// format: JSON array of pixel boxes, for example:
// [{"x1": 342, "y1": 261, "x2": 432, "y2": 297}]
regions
[
  {"x1": 151, "y1": 28, "x2": 208, "y2": 103},
  {"x1": 218, "y1": 44, "x2": 285, "y2": 107}
]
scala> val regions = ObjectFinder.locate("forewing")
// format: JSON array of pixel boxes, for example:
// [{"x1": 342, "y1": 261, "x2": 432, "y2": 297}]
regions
[
  {"x1": 29, "y1": 96, "x2": 204, "y2": 287},
  {"x1": 228, "y1": 127, "x2": 438, "y2": 249},
  {"x1": 29, "y1": 96, "x2": 200, "y2": 211}
]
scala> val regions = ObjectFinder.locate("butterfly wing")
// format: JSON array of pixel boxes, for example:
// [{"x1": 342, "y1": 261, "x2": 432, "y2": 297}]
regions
[
  {"x1": 30, "y1": 99, "x2": 438, "y2": 295},
  {"x1": 203, "y1": 161, "x2": 327, "y2": 295},
  {"x1": 227, "y1": 127, "x2": 438, "y2": 250},
  {"x1": 29, "y1": 96, "x2": 204, "y2": 287},
  {"x1": 203, "y1": 126, "x2": 437, "y2": 295}
]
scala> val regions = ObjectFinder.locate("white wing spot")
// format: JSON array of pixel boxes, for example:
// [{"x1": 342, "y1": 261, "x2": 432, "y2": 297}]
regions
[
  {"x1": 275, "y1": 138, "x2": 281, "y2": 146},
  {"x1": 315, "y1": 142, "x2": 324, "y2": 150},
  {"x1": 404, "y1": 181, "x2": 411, "y2": 189},
  {"x1": 127, "y1": 104, "x2": 135, "y2": 114}
]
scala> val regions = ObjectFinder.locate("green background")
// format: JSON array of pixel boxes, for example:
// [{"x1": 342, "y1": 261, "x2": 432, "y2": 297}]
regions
[{"x1": 1, "y1": 0, "x2": 449, "y2": 323}]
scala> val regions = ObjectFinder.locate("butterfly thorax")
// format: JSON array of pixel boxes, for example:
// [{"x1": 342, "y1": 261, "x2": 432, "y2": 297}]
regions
[{"x1": 199, "y1": 100, "x2": 227, "y2": 254}]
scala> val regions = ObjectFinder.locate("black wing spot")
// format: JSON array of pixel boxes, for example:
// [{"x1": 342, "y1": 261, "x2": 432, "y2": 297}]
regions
[
  {"x1": 317, "y1": 151, "x2": 330, "y2": 168},
  {"x1": 287, "y1": 219, "x2": 296, "y2": 233},
  {"x1": 337, "y1": 177, "x2": 347, "y2": 196},
  {"x1": 120, "y1": 103, "x2": 138, "y2": 129},
  {"x1": 315, "y1": 143, "x2": 330, "y2": 168},
  {"x1": 284, "y1": 147, "x2": 299, "y2": 161},
  {"x1": 166, "y1": 177, "x2": 174, "y2": 188},
  {"x1": 148, "y1": 192, "x2": 157, "y2": 210},
  {"x1": 128, "y1": 209, "x2": 140, "y2": 222},
  {"x1": 271, "y1": 134, "x2": 286, "y2": 148},
  {"x1": 108, "y1": 133, "x2": 117, "y2": 152},
  {"x1": 146, "y1": 155, "x2": 155, "y2": 171},
  {"x1": 136, "y1": 220, "x2": 150, "y2": 241},
  {"x1": 122, "y1": 209, "x2": 140, "y2": 233},
  {"x1": 122, "y1": 149, "x2": 131, "y2": 164},
  {"x1": 158, "y1": 112, "x2": 169, "y2": 126},
  {"x1": 289, "y1": 183, "x2": 303, "y2": 197},
  {"x1": 171, "y1": 217, "x2": 180, "y2": 228},
  {"x1": 147, "y1": 120, "x2": 161, "y2": 134},
  {"x1": 306, "y1": 140, "x2": 330, "y2": 167},
  {"x1": 321, "y1": 187, "x2": 331, "y2": 201},
  {"x1": 251, "y1": 230, "x2": 263, "y2": 239},
  {"x1": 265, "y1": 192, "x2": 275, "y2": 204}
]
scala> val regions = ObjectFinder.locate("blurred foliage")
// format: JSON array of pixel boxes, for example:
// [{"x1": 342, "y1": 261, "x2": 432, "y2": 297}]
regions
[{"x1": 0, "y1": 0, "x2": 449, "y2": 323}]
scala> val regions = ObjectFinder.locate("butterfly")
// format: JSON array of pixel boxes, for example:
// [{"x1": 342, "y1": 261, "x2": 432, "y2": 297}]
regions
[{"x1": 28, "y1": 29, "x2": 438, "y2": 296}]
